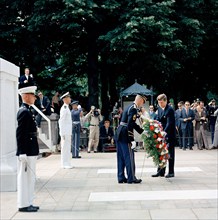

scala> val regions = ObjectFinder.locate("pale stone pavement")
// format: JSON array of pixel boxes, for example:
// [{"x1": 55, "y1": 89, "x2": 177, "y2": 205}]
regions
[{"x1": 1, "y1": 146, "x2": 217, "y2": 220}]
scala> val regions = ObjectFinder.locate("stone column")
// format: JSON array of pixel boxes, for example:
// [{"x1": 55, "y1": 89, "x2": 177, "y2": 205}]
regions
[{"x1": 0, "y1": 58, "x2": 19, "y2": 191}]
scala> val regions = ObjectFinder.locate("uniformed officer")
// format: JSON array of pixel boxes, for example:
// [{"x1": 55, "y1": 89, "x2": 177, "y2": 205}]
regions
[
  {"x1": 16, "y1": 83, "x2": 39, "y2": 212},
  {"x1": 85, "y1": 106, "x2": 103, "y2": 153},
  {"x1": 58, "y1": 92, "x2": 73, "y2": 169},
  {"x1": 115, "y1": 94, "x2": 146, "y2": 184},
  {"x1": 71, "y1": 100, "x2": 83, "y2": 158}
]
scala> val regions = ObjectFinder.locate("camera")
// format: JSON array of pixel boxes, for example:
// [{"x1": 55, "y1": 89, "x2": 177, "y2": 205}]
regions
[
  {"x1": 94, "y1": 110, "x2": 100, "y2": 117},
  {"x1": 91, "y1": 106, "x2": 100, "y2": 117}
]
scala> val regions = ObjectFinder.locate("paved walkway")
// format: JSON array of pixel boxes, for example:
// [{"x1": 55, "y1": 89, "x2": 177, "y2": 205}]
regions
[{"x1": 1, "y1": 147, "x2": 217, "y2": 220}]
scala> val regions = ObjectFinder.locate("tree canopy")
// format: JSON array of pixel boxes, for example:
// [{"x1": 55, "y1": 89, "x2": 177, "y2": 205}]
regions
[{"x1": 0, "y1": 0, "x2": 217, "y2": 112}]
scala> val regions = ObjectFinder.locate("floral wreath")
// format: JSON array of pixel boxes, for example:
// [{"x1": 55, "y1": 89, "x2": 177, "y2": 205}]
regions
[{"x1": 141, "y1": 119, "x2": 170, "y2": 168}]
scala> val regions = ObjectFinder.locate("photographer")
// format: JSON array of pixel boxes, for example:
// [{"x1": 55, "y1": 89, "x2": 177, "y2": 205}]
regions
[{"x1": 85, "y1": 106, "x2": 103, "y2": 153}]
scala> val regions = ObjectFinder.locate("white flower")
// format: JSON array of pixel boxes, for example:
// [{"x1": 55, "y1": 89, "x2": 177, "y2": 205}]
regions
[
  {"x1": 154, "y1": 128, "x2": 160, "y2": 133},
  {"x1": 161, "y1": 131, "x2": 166, "y2": 137},
  {"x1": 157, "y1": 137, "x2": 163, "y2": 142}
]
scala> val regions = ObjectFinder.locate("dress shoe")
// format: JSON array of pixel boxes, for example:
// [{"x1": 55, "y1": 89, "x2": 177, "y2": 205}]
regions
[
  {"x1": 30, "y1": 205, "x2": 39, "y2": 210},
  {"x1": 128, "y1": 178, "x2": 142, "y2": 184},
  {"x1": 151, "y1": 173, "x2": 164, "y2": 177},
  {"x1": 165, "y1": 173, "x2": 175, "y2": 178},
  {"x1": 189, "y1": 147, "x2": 193, "y2": 150},
  {"x1": 118, "y1": 178, "x2": 127, "y2": 183},
  {"x1": 183, "y1": 147, "x2": 186, "y2": 150},
  {"x1": 18, "y1": 206, "x2": 38, "y2": 212},
  {"x1": 72, "y1": 156, "x2": 81, "y2": 158},
  {"x1": 94, "y1": 151, "x2": 97, "y2": 153},
  {"x1": 87, "y1": 151, "x2": 90, "y2": 153}
]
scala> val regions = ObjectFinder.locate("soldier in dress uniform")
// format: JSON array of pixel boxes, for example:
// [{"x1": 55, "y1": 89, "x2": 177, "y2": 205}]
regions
[
  {"x1": 71, "y1": 100, "x2": 83, "y2": 158},
  {"x1": 16, "y1": 83, "x2": 39, "y2": 212},
  {"x1": 115, "y1": 94, "x2": 146, "y2": 184},
  {"x1": 85, "y1": 106, "x2": 103, "y2": 153},
  {"x1": 58, "y1": 92, "x2": 73, "y2": 169}
]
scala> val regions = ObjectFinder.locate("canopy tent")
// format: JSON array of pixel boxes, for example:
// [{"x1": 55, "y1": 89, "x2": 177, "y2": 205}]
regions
[
  {"x1": 120, "y1": 81, "x2": 154, "y2": 107},
  {"x1": 120, "y1": 81, "x2": 154, "y2": 97}
]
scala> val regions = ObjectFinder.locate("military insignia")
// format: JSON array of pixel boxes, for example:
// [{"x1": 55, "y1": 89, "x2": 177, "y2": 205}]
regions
[{"x1": 133, "y1": 115, "x2": 136, "y2": 120}]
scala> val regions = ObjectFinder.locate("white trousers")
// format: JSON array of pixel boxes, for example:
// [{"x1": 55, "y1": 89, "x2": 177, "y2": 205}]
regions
[
  {"x1": 17, "y1": 156, "x2": 37, "y2": 208},
  {"x1": 60, "y1": 135, "x2": 72, "y2": 167}
]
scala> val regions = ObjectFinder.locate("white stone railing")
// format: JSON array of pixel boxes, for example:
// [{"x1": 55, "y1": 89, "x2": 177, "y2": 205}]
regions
[{"x1": 31, "y1": 104, "x2": 53, "y2": 151}]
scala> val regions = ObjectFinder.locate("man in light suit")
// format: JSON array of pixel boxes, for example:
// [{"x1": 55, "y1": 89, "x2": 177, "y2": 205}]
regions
[{"x1": 58, "y1": 92, "x2": 73, "y2": 169}]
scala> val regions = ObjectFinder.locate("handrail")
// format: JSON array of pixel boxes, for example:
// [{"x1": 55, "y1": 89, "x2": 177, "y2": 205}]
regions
[{"x1": 31, "y1": 104, "x2": 52, "y2": 150}]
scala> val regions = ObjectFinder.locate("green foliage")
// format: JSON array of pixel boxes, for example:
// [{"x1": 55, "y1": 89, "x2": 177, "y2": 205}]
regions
[
  {"x1": 0, "y1": 0, "x2": 217, "y2": 104},
  {"x1": 141, "y1": 119, "x2": 169, "y2": 168}
]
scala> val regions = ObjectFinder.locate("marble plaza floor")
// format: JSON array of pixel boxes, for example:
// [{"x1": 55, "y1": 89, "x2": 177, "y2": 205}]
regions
[{"x1": 1, "y1": 147, "x2": 217, "y2": 220}]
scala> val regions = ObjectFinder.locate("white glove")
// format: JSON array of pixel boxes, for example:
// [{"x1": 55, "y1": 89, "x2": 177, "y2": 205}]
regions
[
  {"x1": 131, "y1": 141, "x2": 136, "y2": 150},
  {"x1": 19, "y1": 154, "x2": 27, "y2": 162}
]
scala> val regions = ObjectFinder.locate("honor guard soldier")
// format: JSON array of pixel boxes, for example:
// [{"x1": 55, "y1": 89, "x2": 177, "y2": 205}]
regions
[
  {"x1": 71, "y1": 100, "x2": 83, "y2": 158},
  {"x1": 16, "y1": 83, "x2": 39, "y2": 212},
  {"x1": 58, "y1": 92, "x2": 73, "y2": 169},
  {"x1": 115, "y1": 94, "x2": 146, "y2": 184}
]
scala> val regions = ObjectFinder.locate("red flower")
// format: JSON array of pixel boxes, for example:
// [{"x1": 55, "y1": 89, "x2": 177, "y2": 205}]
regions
[
  {"x1": 153, "y1": 134, "x2": 157, "y2": 139},
  {"x1": 159, "y1": 155, "x2": 164, "y2": 160},
  {"x1": 158, "y1": 133, "x2": 162, "y2": 137},
  {"x1": 150, "y1": 125, "x2": 154, "y2": 131}
]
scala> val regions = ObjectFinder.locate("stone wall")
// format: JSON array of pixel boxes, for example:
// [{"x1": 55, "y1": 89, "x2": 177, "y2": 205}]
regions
[{"x1": 0, "y1": 58, "x2": 19, "y2": 191}]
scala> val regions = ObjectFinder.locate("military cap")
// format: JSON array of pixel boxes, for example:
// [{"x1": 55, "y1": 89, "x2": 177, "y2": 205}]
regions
[
  {"x1": 18, "y1": 82, "x2": 37, "y2": 95},
  {"x1": 60, "y1": 92, "x2": 70, "y2": 100},
  {"x1": 211, "y1": 99, "x2": 216, "y2": 102},
  {"x1": 71, "y1": 100, "x2": 79, "y2": 105},
  {"x1": 137, "y1": 94, "x2": 147, "y2": 103}
]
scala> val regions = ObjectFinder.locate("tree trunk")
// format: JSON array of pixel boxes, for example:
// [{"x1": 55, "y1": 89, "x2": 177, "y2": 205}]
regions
[{"x1": 87, "y1": 25, "x2": 99, "y2": 109}]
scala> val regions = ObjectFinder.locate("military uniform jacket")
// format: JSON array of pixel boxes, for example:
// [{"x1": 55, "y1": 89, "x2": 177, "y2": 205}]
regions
[
  {"x1": 16, "y1": 103, "x2": 39, "y2": 156},
  {"x1": 59, "y1": 103, "x2": 72, "y2": 136},
  {"x1": 116, "y1": 103, "x2": 143, "y2": 143}
]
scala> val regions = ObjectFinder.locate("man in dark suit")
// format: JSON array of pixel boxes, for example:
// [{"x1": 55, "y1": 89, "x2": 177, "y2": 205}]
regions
[
  {"x1": 151, "y1": 93, "x2": 177, "y2": 178},
  {"x1": 19, "y1": 68, "x2": 35, "y2": 85},
  {"x1": 179, "y1": 101, "x2": 195, "y2": 150},
  {"x1": 206, "y1": 99, "x2": 218, "y2": 144},
  {"x1": 16, "y1": 83, "x2": 39, "y2": 212},
  {"x1": 175, "y1": 101, "x2": 184, "y2": 148},
  {"x1": 99, "y1": 119, "x2": 114, "y2": 152},
  {"x1": 35, "y1": 91, "x2": 51, "y2": 127},
  {"x1": 115, "y1": 94, "x2": 146, "y2": 184}
]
